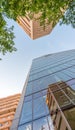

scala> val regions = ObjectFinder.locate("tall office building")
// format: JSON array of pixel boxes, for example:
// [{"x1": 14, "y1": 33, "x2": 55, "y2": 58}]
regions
[
  {"x1": 10, "y1": 49, "x2": 75, "y2": 130},
  {"x1": 0, "y1": 94, "x2": 21, "y2": 130},
  {"x1": 17, "y1": 15, "x2": 52, "y2": 39}
]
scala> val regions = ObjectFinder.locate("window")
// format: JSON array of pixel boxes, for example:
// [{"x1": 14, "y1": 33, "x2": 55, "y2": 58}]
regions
[
  {"x1": 20, "y1": 101, "x2": 32, "y2": 124},
  {"x1": 25, "y1": 84, "x2": 32, "y2": 96},
  {"x1": 18, "y1": 123, "x2": 32, "y2": 130},
  {"x1": 43, "y1": 95, "x2": 49, "y2": 115},
  {"x1": 33, "y1": 92, "x2": 42, "y2": 99},
  {"x1": 33, "y1": 97, "x2": 46, "y2": 119},
  {"x1": 67, "y1": 79, "x2": 75, "y2": 91},
  {"x1": 56, "y1": 72, "x2": 71, "y2": 81},
  {"x1": 33, "y1": 117, "x2": 49, "y2": 130},
  {"x1": 48, "y1": 116, "x2": 54, "y2": 130},
  {"x1": 24, "y1": 95, "x2": 32, "y2": 102},
  {"x1": 42, "y1": 89, "x2": 47, "y2": 96}
]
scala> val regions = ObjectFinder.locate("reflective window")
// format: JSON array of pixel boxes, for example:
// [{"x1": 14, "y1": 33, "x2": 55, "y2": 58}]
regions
[
  {"x1": 33, "y1": 97, "x2": 47, "y2": 119},
  {"x1": 42, "y1": 89, "x2": 47, "y2": 96},
  {"x1": 33, "y1": 117, "x2": 49, "y2": 130},
  {"x1": 25, "y1": 85, "x2": 32, "y2": 96},
  {"x1": 18, "y1": 123, "x2": 32, "y2": 130},
  {"x1": 29, "y1": 63, "x2": 73, "y2": 82},
  {"x1": 53, "y1": 90, "x2": 70, "y2": 107},
  {"x1": 69, "y1": 66, "x2": 75, "y2": 72},
  {"x1": 67, "y1": 79, "x2": 75, "y2": 90},
  {"x1": 20, "y1": 101, "x2": 32, "y2": 124},
  {"x1": 56, "y1": 72, "x2": 71, "y2": 81},
  {"x1": 64, "y1": 107, "x2": 75, "y2": 130},
  {"x1": 48, "y1": 116, "x2": 54, "y2": 130},
  {"x1": 63, "y1": 69, "x2": 75, "y2": 79},
  {"x1": 32, "y1": 83, "x2": 41, "y2": 93},
  {"x1": 18, "y1": 50, "x2": 75, "y2": 130},
  {"x1": 43, "y1": 95, "x2": 49, "y2": 115},
  {"x1": 33, "y1": 92, "x2": 42, "y2": 99},
  {"x1": 32, "y1": 74, "x2": 58, "y2": 94},
  {"x1": 71, "y1": 84, "x2": 75, "y2": 90},
  {"x1": 24, "y1": 95, "x2": 32, "y2": 102},
  {"x1": 67, "y1": 79, "x2": 75, "y2": 86},
  {"x1": 63, "y1": 87, "x2": 75, "y2": 102}
]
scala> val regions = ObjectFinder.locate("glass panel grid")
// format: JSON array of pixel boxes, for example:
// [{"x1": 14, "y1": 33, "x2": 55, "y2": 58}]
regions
[{"x1": 18, "y1": 50, "x2": 75, "y2": 130}]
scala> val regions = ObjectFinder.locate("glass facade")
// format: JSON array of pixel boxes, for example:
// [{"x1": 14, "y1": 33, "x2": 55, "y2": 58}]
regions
[
  {"x1": 47, "y1": 81, "x2": 75, "y2": 130},
  {"x1": 18, "y1": 50, "x2": 75, "y2": 130}
]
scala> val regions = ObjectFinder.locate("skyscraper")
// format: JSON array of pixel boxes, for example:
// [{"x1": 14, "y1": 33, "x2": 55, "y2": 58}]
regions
[
  {"x1": 17, "y1": 15, "x2": 52, "y2": 39},
  {"x1": 0, "y1": 94, "x2": 21, "y2": 130},
  {"x1": 10, "y1": 50, "x2": 75, "y2": 130}
]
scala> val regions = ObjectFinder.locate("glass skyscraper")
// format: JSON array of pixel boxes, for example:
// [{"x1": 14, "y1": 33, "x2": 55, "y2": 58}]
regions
[{"x1": 10, "y1": 50, "x2": 75, "y2": 130}]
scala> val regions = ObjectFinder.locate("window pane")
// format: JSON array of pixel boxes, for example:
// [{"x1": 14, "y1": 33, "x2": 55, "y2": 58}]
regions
[
  {"x1": 24, "y1": 95, "x2": 32, "y2": 102},
  {"x1": 67, "y1": 79, "x2": 75, "y2": 85},
  {"x1": 42, "y1": 89, "x2": 47, "y2": 96},
  {"x1": 25, "y1": 83, "x2": 32, "y2": 96},
  {"x1": 67, "y1": 79, "x2": 75, "y2": 90},
  {"x1": 18, "y1": 123, "x2": 32, "y2": 130},
  {"x1": 71, "y1": 84, "x2": 75, "y2": 91},
  {"x1": 56, "y1": 72, "x2": 71, "y2": 81},
  {"x1": 20, "y1": 101, "x2": 32, "y2": 124},
  {"x1": 48, "y1": 116, "x2": 54, "y2": 130},
  {"x1": 33, "y1": 117, "x2": 49, "y2": 130},
  {"x1": 43, "y1": 95, "x2": 49, "y2": 115},
  {"x1": 33, "y1": 97, "x2": 47, "y2": 119},
  {"x1": 33, "y1": 91, "x2": 42, "y2": 99}
]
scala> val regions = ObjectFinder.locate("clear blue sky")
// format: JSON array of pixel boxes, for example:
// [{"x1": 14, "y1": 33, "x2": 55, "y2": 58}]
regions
[{"x1": 0, "y1": 18, "x2": 75, "y2": 98}]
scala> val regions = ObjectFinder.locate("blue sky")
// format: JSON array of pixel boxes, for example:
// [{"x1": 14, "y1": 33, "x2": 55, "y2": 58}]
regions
[{"x1": 0, "y1": 18, "x2": 75, "y2": 98}]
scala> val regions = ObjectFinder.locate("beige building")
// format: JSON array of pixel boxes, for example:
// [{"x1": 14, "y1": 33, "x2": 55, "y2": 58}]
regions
[
  {"x1": 0, "y1": 94, "x2": 21, "y2": 130},
  {"x1": 17, "y1": 15, "x2": 52, "y2": 39},
  {"x1": 46, "y1": 81, "x2": 75, "y2": 130}
]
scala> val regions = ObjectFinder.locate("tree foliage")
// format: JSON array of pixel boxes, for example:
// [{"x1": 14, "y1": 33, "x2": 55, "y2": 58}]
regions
[
  {"x1": 0, "y1": 0, "x2": 74, "y2": 55},
  {"x1": 0, "y1": 14, "x2": 16, "y2": 55},
  {"x1": 0, "y1": 1, "x2": 16, "y2": 56},
  {"x1": 2, "y1": 0, "x2": 74, "y2": 27},
  {"x1": 61, "y1": 1, "x2": 75, "y2": 28}
]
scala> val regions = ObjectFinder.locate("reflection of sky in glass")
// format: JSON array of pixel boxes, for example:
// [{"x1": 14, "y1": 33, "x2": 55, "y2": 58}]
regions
[
  {"x1": 25, "y1": 124, "x2": 32, "y2": 130},
  {"x1": 33, "y1": 97, "x2": 47, "y2": 119},
  {"x1": 18, "y1": 123, "x2": 32, "y2": 130},
  {"x1": 33, "y1": 117, "x2": 49, "y2": 130},
  {"x1": 71, "y1": 84, "x2": 75, "y2": 90},
  {"x1": 17, "y1": 50, "x2": 75, "y2": 130},
  {"x1": 48, "y1": 116, "x2": 54, "y2": 130},
  {"x1": 67, "y1": 79, "x2": 75, "y2": 91},
  {"x1": 54, "y1": 75, "x2": 61, "y2": 82},
  {"x1": 33, "y1": 116, "x2": 54, "y2": 130},
  {"x1": 33, "y1": 92, "x2": 42, "y2": 99},
  {"x1": 20, "y1": 101, "x2": 32, "y2": 124}
]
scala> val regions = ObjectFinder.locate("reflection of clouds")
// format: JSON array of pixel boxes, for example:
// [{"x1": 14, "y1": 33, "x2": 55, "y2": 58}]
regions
[
  {"x1": 48, "y1": 117, "x2": 54, "y2": 130},
  {"x1": 25, "y1": 124, "x2": 32, "y2": 130},
  {"x1": 33, "y1": 117, "x2": 49, "y2": 130},
  {"x1": 39, "y1": 119, "x2": 49, "y2": 130},
  {"x1": 18, "y1": 124, "x2": 32, "y2": 130},
  {"x1": 43, "y1": 95, "x2": 46, "y2": 99},
  {"x1": 33, "y1": 117, "x2": 54, "y2": 130},
  {"x1": 40, "y1": 124, "x2": 48, "y2": 130}
]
